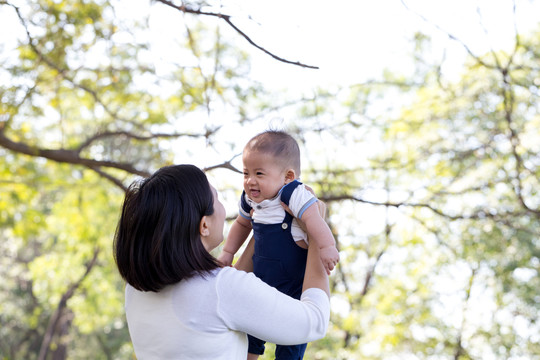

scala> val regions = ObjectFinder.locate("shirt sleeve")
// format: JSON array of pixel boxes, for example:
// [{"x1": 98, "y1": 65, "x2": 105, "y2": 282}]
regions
[
  {"x1": 215, "y1": 267, "x2": 330, "y2": 345},
  {"x1": 238, "y1": 194, "x2": 252, "y2": 220},
  {"x1": 289, "y1": 184, "x2": 317, "y2": 219}
]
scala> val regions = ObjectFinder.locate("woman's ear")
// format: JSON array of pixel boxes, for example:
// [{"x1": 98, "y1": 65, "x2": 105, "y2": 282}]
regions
[
  {"x1": 284, "y1": 169, "x2": 296, "y2": 184},
  {"x1": 199, "y1": 216, "x2": 210, "y2": 237}
]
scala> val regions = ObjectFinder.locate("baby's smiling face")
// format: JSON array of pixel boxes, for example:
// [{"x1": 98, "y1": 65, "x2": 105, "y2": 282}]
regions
[{"x1": 242, "y1": 149, "x2": 289, "y2": 202}]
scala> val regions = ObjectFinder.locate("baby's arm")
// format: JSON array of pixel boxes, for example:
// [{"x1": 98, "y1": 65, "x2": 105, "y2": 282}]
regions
[
  {"x1": 217, "y1": 215, "x2": 252, "y2": 266},
  {"x1": 233, "y1": 235, "x2": 255, "y2": 272},
  {"x1": 300, "y1": 204, "x2": 339, "y2": 275}
]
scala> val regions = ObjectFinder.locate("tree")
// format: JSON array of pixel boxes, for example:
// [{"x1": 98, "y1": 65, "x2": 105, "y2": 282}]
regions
[
  {"x1": 1, "y1": 0, "x2": 539, "y2": 359},
  {"x1": 0, "y1": 0, "x2": 260, "y2": 358},
  {"x1": 294, "y1": 17, "x2": 540, "y2": 360}
]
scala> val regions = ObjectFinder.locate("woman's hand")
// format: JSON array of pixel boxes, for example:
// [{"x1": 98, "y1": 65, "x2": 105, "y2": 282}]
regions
[
  {"x1": 282, "y1": 186, "x2": 338, "y2": 275},
  {"x1": 281, "y1": 185, "x2": 327, "y2": 234}
]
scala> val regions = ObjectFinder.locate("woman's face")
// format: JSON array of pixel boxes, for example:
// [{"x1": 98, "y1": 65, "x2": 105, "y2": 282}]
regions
[{"x1": 201, "y1": 185, "x2": 226, "y2": 252}]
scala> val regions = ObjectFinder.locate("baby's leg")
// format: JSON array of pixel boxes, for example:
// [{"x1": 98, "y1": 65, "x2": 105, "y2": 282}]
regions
[
  {"x1": 275, "y1": 343, "x2": 307, "y2": 359},
  {"x1": 247, "y1": 334, "x2": 265, "y2": 359}
]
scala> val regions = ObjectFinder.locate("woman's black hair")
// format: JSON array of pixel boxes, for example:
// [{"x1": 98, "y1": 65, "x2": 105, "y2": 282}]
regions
[{"x1": 113, "y1": 164, "x2": 220, "y2": 292}]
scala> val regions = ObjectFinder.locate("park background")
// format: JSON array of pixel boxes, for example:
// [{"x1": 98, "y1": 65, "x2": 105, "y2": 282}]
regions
[{"x1": 1, "y1": 0, "x2": 539, "y2": 359}]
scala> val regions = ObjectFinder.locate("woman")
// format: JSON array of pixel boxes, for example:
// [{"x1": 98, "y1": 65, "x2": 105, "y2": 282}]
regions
[{"x1": 113, "y1": 164, "x2": 329, "y2": 360}]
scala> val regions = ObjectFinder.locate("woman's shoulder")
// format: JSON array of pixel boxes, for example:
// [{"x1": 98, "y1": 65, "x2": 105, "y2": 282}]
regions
[{"x1": 216, "y1": 266, "x2": 256, "y2": 282}]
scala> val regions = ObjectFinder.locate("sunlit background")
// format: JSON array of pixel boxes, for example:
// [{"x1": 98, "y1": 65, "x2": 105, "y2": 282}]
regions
[{"x1": 1, "y1": 0, "x2": 539, "y2": 359}]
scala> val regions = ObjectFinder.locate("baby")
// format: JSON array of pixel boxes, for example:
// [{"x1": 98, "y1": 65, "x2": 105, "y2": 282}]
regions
[{"x1": 218, "y1": 130, "x2": 339, "y2": 360}]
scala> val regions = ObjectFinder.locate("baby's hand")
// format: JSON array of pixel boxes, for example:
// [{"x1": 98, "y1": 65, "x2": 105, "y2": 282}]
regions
[
  {"x1": 320, "y1": 245, "x2": 339, "y2": 275},
  {"x1": 217, "y1": 250, "x2": 234, "y2": 267}
]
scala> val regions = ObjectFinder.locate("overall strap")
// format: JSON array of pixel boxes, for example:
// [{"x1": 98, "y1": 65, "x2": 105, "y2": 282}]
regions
[
  {"x1": 240, "y1": 190, "x2": 252, "y2": 214},
  {"x1": 280, "y1": 180, "x2": 301, "y2": 206},
  {"x1": 280, "y1": 180, "x2": 302, "y2": 227}
]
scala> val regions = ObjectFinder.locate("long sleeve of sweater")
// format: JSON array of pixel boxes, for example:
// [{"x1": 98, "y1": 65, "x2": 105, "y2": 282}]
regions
[{"x1": 216, "y1": 267, "x2": 330, "y2": 345}]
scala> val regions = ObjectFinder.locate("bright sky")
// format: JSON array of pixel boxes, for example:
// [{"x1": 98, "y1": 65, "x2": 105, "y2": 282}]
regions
[
  {"x1": 208, "y1": 0, "x2": 540, "y2": 89},
  {"x1": 128, "y1": 0, "x2": 540, "y2": 174},
  {"x1": 3, "y1": 1, "x2": 538, "y2": 96},
  {"x1": 2, "y1": 0, "x2": 539, "y2": 86}
]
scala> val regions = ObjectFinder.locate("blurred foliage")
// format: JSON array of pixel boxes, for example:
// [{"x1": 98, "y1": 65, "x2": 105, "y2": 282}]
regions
[{"x1": 1, "y1": 0, "x2": 539, "y2": 359}]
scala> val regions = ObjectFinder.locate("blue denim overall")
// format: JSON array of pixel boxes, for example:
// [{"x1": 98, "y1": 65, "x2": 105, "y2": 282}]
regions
[{"x1": 245, "y1": 180, "x2": 309, "y2": 359}]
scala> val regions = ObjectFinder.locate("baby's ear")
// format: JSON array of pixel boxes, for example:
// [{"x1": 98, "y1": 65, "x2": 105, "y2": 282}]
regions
[{"x1": 284, "y1": 169, "x2": 296, "y2": 183}]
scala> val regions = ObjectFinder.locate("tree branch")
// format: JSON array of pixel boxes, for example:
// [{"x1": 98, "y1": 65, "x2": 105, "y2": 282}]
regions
[
  {"x1": 154, "y1": 0, "x2": 319, "y2": 69},
  {"x1": 203, "y1": 155, "x2": 242, "y2": 174},
  {"x1": 0, "y1": 130, "x2": 150, "y2": 178},
  {"x1": 76, "y1": 130, "x2": 207, "y2": 153},
  {"x1": 453, "y1": 266, "x2": 476, "y2": 360},
  {"x1": 320, "y1": 193, "x2": 532, "y2": 221},
  {"x1": 400, "y1": 0, "x2": 494, "y2": 69},
  {"x1": 38, "y1": 248, "x2": 100, "y2": 360},
  {"x1": 89, "y1": 166, "x2": 128, "y2": 192}
]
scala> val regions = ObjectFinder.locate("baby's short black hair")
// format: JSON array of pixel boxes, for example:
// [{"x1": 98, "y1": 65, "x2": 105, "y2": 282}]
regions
[{"x1": 245, "y1": 130, "x2": 301, "y2": 176}]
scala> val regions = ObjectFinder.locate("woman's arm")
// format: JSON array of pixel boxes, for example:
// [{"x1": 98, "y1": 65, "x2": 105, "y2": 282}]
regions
[
  {"x1": 218, "y1": 199, "x2": 330, "y2": 344},
  {"x1": 300, "y1": 205, "x2": 340, "y2": 274},
  {"x1": 286, "y1": 198, "x2": 330, "y2": 296},
  {"x1": 302, "y1": 238, "x2": 330, "y2": 297},
  {"x1": 216, "y1": 265, "x2": 329, "y2": 345}
]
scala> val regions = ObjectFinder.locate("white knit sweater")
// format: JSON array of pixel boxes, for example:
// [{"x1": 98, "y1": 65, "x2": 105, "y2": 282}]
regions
[{"x1": 125, "y1": 266, "x2": 330, "y2": 360}]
